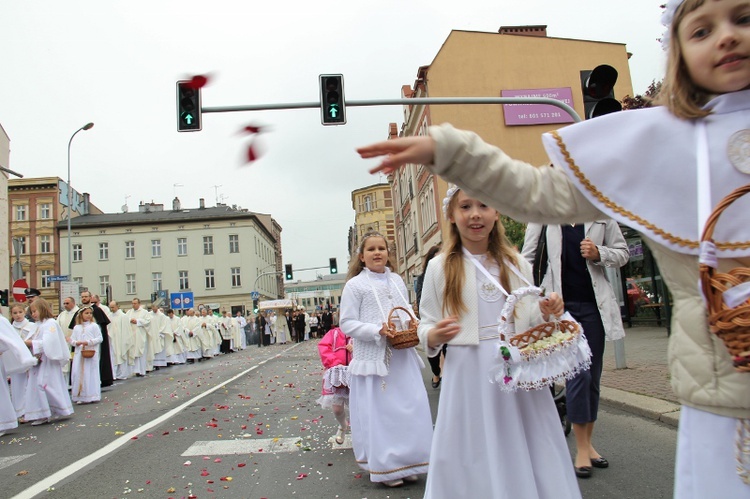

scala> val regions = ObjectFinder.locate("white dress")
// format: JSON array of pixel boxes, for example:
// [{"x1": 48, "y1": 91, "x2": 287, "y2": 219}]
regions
[
  {"x1": 423, "y1": 255, "x2": 581, "y2": 499},
  {"x1": 341, "y1": 269, "x2": 433, "y2": 483},
  {"x1": 24, "y1": 319, "x2": 74, "y2": 421},
  {"x1": 70, "y1": 321, "x2": 103, "y2": 403},
  {"x1": 1, "y1": 316, "x2": 37, "y2": 431},
  {"x1": 10, "y1": 319, "x2": 34, "y2": 417}
]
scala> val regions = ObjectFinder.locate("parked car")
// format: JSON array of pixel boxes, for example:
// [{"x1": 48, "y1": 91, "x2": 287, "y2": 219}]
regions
[{"x1": 626, "y1": 278, "x2": 650, "y2": 316}]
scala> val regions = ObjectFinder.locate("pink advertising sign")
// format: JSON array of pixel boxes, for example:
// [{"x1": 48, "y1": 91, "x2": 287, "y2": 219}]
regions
[{"x1": 501, "y1": 88, "x2": 576, "y2": 126}]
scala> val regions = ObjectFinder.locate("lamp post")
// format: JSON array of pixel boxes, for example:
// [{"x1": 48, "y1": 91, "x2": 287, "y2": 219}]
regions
[{"x1": 66, "y1": 122, "x2": 94, "y2": 279}]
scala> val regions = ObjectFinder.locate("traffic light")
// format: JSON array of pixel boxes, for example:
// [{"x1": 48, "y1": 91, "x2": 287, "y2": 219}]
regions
[
  {"x1": 252, "y1": 298, "x2": 259, "y2": 314},
  {"x1": 285, "y1": 264, "x2": 293, "y2": 280},
  {"x1": 0, "y1": 289, "x2": 7, "y2": 307},
  {"x1": 319, "y1": 74, "x2": 346, "y2": 125},
  {"x1": 329, "y1": 258, "x2": 338, "y2": 274},
  {"x1": 580, "y1": 65, "x2": 622, "y2": 119},
  {"x1": 176, "y1": 80, "x2": 202, "y2": 132}
]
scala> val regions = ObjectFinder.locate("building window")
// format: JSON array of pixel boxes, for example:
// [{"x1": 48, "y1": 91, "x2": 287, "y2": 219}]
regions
[
  {"x1": 203, "y1": 236, "x2": 213, "y2": 255},
  {"x1": 14, "y1": 237, "x2": 26, "y2": 255},
  {"x1": 152, "y1": 272, "x2": 162, "y2": 292},
  {"x1": 364, "y1": 195, "x2": 373, "y2": 212},
  {"x1": 126, "y1": 274, "x2": 136, "y2": 294},
  {"x1": 100, "y1": 275, "x2": 109, "y2": 297},
  {"x1": 40, "y1": 270, "x2": 51, "y2": 288},
  {"x1": 73, "y1": 244, "x2": 83, "y2": 262},
  {"x1": 229, "y1": 234, "x2": 240, "y2": 253},
  {"x1": 39, "y1": 235, "x2": 51, "y2": 253},
  {"x1": 151, "y1": 239, "x2": 161, "y2": 258},
  {"x1": 177, "y1": 238, "x2": 187, "y2": 256},
  {"x1": 125, "y1": 241, "x2": 135, "y2": 259},
  {"x1": 40, "y1": 203, "x2": 51, "y2": 219},
  {"x1": 99, "y1": 242, "x2": 109, "y2": 260},
  {"x1": 205, "y1": 269, "x2": 215, "y2": 289},
  {"x1": 179, "y1": 271, "x2": 189, "y2": 290},
  {"x1": 231, "y1": 267, "x2": 241, "y2": 287},
  {"x1": 15, "y1": 205, "x2": 27, "y2": 221}
]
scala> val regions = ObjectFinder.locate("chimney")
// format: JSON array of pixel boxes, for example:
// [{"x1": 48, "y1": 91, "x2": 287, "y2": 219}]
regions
[
  {"x1": 199, "y1": 198, "x2": 205, "y2": 209},
  {"x1": 173, "y1": 197, "x2": 181, "y2": 211},
  {"x1": 498, "y1": 25, "x2": 548, "y2": 37},
  {"x1": 82, "y1": 193, "x2": 91, "y2": 215}
]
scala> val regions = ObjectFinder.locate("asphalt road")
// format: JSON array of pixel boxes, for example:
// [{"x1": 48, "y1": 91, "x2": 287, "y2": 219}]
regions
[{"x1": 1, "y1": 340, "x2": 676, "y2": 499}]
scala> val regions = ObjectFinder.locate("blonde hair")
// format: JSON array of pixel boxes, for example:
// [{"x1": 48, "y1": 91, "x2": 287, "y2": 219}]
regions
[
  {"x1": 346, "y1": 231, "x2": 394, "y2": 280},
  {"x1": 30, "y1": 297, "x2": 54, "y2": 322},
  {"x1": 75, "y1": 306, "x2": 98, "y2": 325},
  {"x1": 655, "y1": 0, "x2": 712, "y2": 119},
  {"x1": 442, "y1": 190, "x2": 519, "y2": 317}
]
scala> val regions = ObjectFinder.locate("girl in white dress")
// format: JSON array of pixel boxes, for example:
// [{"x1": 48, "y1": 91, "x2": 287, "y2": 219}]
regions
[
  {"x1": 10, "y1": 303, "x2": 34, "y2": 420},
  {"x1": 0, "y1": 313, "x2": 37, "y2": 437},
  {"x1": 70, "y1": 306, "x2": 103, "y2": 404},
  {"x1": 339, "y1": 231, "x2": 433, "y2": 488},
  {"x1": 23, "y1": 298, "x2": 74, "y2": 425},
  {"x1": 417, "y1": 187, "x2": 581, "y2": 499}
]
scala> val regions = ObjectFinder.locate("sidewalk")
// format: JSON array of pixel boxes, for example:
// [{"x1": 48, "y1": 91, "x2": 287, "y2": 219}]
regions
[{"x1": 600, "y1": 326, "x2": 681, "y2": 427}]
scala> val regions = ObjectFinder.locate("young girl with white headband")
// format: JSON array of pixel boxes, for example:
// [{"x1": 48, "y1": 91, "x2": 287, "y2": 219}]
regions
[
  {"x1": 417, "y1": 185, "x2": 580, "y2": 498},
  {"x1": 359, "y1": 1, "x2": 750, "y2": 496}
]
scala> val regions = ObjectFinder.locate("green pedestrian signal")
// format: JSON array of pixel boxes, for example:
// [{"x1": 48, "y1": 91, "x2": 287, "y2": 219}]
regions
[
  {"x1": 176, "y1": 81, "x2": 202, "y2": 132},
  {"x1": 320, "y1": 74, "x2": 346, "y2": 125},
  {"x1": 329, "y1": 258, "x2": 338, "y2": 274},
  {"x1": 285, "y1": 264, "x2": 294, "y2": 280},
  {"x1": 252, "y1": 298, "x2": 259, "y2": 314}
]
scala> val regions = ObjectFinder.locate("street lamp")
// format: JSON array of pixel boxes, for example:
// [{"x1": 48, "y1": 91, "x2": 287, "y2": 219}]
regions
[{"x1": 66, "y1": 122, "x2": 94, "y2": 279}]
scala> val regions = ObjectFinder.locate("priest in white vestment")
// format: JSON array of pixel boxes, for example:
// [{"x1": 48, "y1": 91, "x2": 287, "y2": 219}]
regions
[
  {"x1": 108, "y1": 301, "x2": 134, "y2": 379},
  {"x1": 198, "y1": 308, "x2": 217, "y2": 358},
  {"x1": 56, "y1": 296, "x2": 78, "y2": 380},
  {"x1": 125, "y1": 298, "x2": 151, "y2": 376},
  {"x1": 181, "y1": 309, "x2": 203, "y2": 361},
  {"x1": 166, "y1": 309, "x2": 187, "y2": 364},
  {"x1": 149, "y1": 304, "x2": 168, "y2": 368}
]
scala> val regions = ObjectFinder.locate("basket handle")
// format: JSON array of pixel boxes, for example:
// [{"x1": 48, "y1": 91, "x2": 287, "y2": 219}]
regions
[
  {"x1": 387, "y1": 306, "x2": 416, "y2": 327},
  {"x1": 700, "y1": 184, "x2": 750, "y2": 243}
]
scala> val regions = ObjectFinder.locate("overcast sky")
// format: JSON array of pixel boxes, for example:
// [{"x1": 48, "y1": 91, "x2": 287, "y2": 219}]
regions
[{"x1": 0, "y1": 1, "x2": 666, "y2": 281}]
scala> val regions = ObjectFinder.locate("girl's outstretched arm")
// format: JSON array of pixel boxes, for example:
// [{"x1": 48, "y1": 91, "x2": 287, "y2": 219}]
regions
[{"x1": 357, "y1": 136, "x2": 436, "y2": 175}]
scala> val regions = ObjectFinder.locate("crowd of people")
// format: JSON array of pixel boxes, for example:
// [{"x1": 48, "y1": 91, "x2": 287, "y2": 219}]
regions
[
  {"x1": 255, "y1": 307, "x2": 337, "y2": 346},
  {"x1": 0, "y1": 288, "x2": 251, "y2": 435}
]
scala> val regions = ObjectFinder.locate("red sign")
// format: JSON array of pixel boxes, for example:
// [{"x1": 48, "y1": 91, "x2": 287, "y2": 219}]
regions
[{"x1": 12, "y1": 279, "x2": 29, "y2": 302}]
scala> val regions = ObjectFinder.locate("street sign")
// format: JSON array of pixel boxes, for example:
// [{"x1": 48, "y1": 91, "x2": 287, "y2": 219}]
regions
[
  {"x1": 170, "y1": 291, "x2": 194, "y2": 310},
  {"x1": 12, "y1": 279, "x2": 28, "y2": 302},
  {"x1": 47, "y1": 275, "x2": 69, "y2": 283},
  {"x1": 251, "y1": 291, "x2": 260, "y2": 300}
]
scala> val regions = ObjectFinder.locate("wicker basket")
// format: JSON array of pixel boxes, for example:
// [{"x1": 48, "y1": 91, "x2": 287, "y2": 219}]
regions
[
  {"x1": 492, "y1": 286, "x2": 591, "y2": 392},
  {"x1": 81, "y1": 348, "x2": 96, "y2": 358},
  {"x1": 699, "y1": 184, "x2": 750, "y2": 372},
  {"x1": 387, "y1": 306, "x2": 419, "y2": 350}
]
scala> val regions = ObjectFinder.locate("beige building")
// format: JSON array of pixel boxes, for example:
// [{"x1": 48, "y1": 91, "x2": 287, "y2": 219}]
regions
[
  {"x1": 7, "y1": 177, "x2": 103, "y2": 310},
  {"x1": 349, "y1": 182, "x2": 395, "y2": 255},
  {"x1": 59, "y1": 198, "x2": 283, "y2": 315},
  {"x1": 285, "y1": 274, "x2": 345, "y2": 313},
  {"x1": 389, "y1": 26, "x2": 634, "y2": 297}
]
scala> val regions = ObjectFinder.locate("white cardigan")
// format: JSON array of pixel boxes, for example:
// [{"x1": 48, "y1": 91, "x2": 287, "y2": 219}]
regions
[{"x1": 418, "y1": 253, "x2": 543, "y2": 357}]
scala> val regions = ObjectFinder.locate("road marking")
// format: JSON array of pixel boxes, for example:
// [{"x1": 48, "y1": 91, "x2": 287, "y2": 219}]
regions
[
  {"x1": 183, "y1": 437, "x2": 302, "y2": 456},
  {"x1": 0, "y1": 454, "x2": 34, "y2": 471},
  {"x1": 10, "y1": 350, "x2": 291, "y2": 499}
]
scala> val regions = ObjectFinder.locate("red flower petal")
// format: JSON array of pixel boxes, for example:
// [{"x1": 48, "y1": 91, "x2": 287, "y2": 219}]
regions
[{"x1": 188, "y1": 74, "x2": 209, "y2": 89}]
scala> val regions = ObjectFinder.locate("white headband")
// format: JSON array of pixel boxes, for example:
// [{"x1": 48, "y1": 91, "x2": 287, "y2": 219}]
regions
[
  {"x1": 661, "y1": 0, "x2": 685, "y2": 50},
  {"x1": 442, "y1": 184, "x2": 460, "y2": 218}
]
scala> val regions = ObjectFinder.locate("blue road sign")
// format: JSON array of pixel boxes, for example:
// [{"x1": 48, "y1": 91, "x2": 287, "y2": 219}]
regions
[
  {"x1": 251, "y1": 291, "x2": 260, "y2": 300},
  {"x1": 170, "y1": 291, "x2": 194, "y2": 310},
  {"x1": 47, "y1": 275, "x2": 69, "y2": 282}
]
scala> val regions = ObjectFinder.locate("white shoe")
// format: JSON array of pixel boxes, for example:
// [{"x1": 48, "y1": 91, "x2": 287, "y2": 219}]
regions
[
  {"x1": 31, "y1": 418, "x2": 48, "y2": 426},
  {"x1": 335, "y1": 427, "x2": 345, "y2": 444},
  {"x1": 402, "y1": 475, "x2": 419, "y2": 483},
  {"x1": 0, "y1": 431, "x2": 5, "y2": 437},
  {"x1": 382, "y1": 479, "x2": 404, "y2": 488}
]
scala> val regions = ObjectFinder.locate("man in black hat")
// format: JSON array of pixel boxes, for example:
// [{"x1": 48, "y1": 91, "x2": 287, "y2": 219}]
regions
[{"x1": 24, "y1": 288, "x2": 41, "y2": 322}]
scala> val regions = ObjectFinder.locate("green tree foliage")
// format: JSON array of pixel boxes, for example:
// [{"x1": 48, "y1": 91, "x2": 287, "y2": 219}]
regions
[{"x1": 501, "y1": 215, "x2": 526, "y2": 250}]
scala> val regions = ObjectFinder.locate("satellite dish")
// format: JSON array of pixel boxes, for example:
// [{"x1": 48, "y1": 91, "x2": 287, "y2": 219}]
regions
[{"x1": 122, "y1": 205, "x2": 128, "y2": 213}]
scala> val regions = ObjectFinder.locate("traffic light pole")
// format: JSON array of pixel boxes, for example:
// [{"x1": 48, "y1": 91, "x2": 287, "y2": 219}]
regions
[{"x1": 202, "y1": 96, "x2": 582, "y2": 123}]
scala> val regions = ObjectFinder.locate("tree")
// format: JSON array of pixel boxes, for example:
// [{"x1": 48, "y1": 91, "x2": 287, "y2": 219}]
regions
[
  {"x1": 501, "y1": 215, "x2": 526, "y2": 250},
  {"x1": 621, "y1": 80, "x2": 663, "y2": 110}
]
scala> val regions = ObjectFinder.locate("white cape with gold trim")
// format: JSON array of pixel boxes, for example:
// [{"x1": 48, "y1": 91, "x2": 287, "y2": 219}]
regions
[{"x1": 541, "y1": 89, "x2": 750, "y2": 257}]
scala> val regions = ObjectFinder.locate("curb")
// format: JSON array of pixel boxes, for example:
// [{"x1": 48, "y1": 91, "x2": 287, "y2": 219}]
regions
[{"x1": 600, "y1": 386, "x2": 680, "y2": 428}]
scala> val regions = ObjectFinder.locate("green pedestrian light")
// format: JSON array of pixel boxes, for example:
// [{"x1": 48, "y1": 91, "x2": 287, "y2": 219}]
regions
[
  {"x1": 176, "y1": 80, "x2": 202, "y2": 132},
  {"x1": 320, "y1": 74, "x2": 346, "y2": 125}
]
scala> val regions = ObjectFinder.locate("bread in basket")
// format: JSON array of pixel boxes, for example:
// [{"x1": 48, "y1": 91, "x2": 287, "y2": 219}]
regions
[
  {"x1": 386, "y1": 306, "x2": 419, "y2": 350},
  {"x1": 490, "y1": 286, "x2": 592, "y2": 392}
]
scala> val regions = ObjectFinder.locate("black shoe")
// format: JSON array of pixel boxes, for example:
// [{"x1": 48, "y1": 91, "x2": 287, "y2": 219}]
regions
[
  {"x1": 590, "y1": 457, "x2": 609, "y2": 469},
  {"x1": 575, "y1": 466, "x2": 592, "y2": 478},
  {"x1": 431, "y1": 377, "x2": 441, "y2": 389}
]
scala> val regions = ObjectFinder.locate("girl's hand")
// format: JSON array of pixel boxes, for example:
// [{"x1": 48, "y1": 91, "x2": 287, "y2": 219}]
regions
[
  {"x1": 357, "y1": 136, "x2": 436, "y2": 175},
  {"x1": 345, "y1": 343, "x2": 353, "y2": 352},
  {"x1": 427, "y1": 316, "x2": 461, "y2": 348},
  {"x1": 24, "y1": 339, "x2": 32, "y2": 348},
  {"x1": 540, "y1": 292, "x2": 564, "y2": 320},
  {"x1": 77, "y1": 341, "x2": 87, "y2": 347},
  {"x1": 379, "y1": 323, "x2": 393, "y2": 338}
]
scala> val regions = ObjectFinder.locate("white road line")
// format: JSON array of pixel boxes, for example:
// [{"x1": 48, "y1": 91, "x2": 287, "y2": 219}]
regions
[
  {"x1": 0, "y1": 454, "x2": 35, "y2": 471},
  {"x1": 182, "y1": 437, "x2": 303, "y2": 456},
  {"x1": 10, "y1": 351, "x2": 289, "y2": 499}
]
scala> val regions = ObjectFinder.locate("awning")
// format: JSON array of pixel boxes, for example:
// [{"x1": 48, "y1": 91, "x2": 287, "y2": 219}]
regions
[{"x1": 259, "y1": 299, "x2": 295, "y2": 309}]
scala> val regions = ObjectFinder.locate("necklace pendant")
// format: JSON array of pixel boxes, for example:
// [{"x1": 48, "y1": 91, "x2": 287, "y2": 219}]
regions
[{"x1": 728, "y1": 130, "x2": 750, "y2": 174}]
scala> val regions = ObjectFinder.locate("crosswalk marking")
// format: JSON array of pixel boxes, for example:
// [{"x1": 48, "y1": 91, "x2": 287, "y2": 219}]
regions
[
  {"x1": 182, "y1": 437, "x2": 303, "y2": 456},
  {"x1": 0, "y1": 454, "x2": 34, "y2": 471}
]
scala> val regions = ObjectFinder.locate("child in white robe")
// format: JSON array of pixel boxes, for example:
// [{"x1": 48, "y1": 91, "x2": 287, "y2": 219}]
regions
[
  {"x1": 0, "y1": 314, "x2": 37, "y2": 436},
  {"x1": 70, "y1": 306, "x2": 103, "y2": 404},
  {"x1": 10, "y1": 304, "x2": 34, "y2": 420},
  {"x1": 23, "y1": 298, "x2": 73, "y2": 425}
]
